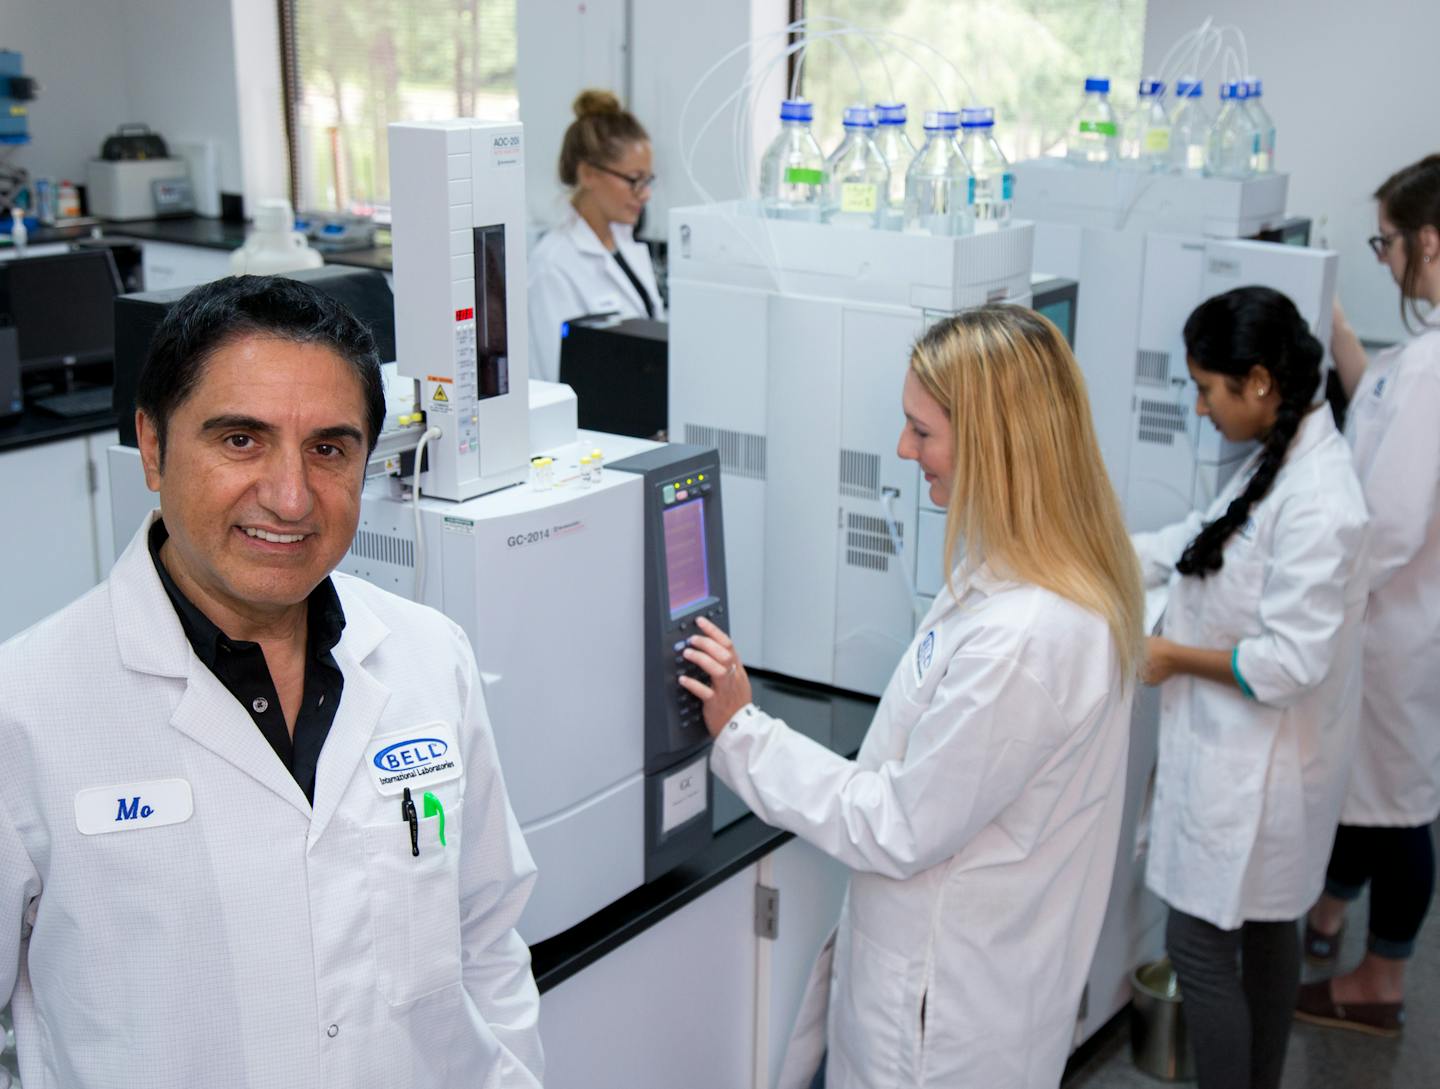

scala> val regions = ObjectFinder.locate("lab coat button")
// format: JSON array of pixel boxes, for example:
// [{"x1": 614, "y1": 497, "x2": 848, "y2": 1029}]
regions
[
  {"x1": 252, "y1": 697, "x2": 269, "y2": 713},
  {"x1": 326, "y1": 1023, "x2": 339, "y2": 1038}
]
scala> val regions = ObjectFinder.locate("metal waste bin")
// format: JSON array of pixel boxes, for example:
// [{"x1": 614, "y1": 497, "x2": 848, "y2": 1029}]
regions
[{"x1": 1130, "y1": 959, "x2": 1197, "y2": 1081}]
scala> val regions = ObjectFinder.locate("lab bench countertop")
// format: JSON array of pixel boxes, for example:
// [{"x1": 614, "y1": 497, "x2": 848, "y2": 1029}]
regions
[
  {"x1": 1, "y1": 215, "x2": 393, "y2": 270},
  {"x1": 0, "y1": 405, "x2": 118, "y2": 454}
]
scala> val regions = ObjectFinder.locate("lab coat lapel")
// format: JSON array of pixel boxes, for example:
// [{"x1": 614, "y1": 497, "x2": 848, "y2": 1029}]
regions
[
  {"x1": 566, "y1": 212, "x2": 646, "y2": 316},
  {"x1": 308, "y1": 586, "x2": 392, "y2": 847},
  {"x1": 170, "y1": 667, "x2": 313, "y2": 816},
  {"x1": 111, "y1": 513, "x2": 312, "y2": 816}
]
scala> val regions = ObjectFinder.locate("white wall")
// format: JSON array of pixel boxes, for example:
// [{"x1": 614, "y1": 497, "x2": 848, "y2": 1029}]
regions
[
  {"x1": 1143, "y1": 2, "x2": 1440, "y2": 343},
  {"x1": 516, "y1": 0, "x2": 789, "y2": 241},
  {"x1": 3, "y1": 1, "x2": 131, "y2": 186},
  {"x1": 5, "y1": 0, "x2": 283, "y2": 215},
  {"x1": 117, "y1": 0, "x2": 246, "y2": 196}
]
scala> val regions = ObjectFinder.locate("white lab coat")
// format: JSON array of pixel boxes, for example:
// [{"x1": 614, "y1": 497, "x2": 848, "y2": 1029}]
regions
[
  {"x1": 1134, "y1": 407, "x2": 1369, "y2": 930},
  {"x1": 526, "y1": 209, "x2": 663, "y2": 382},
  {"x1": 1342, "y1": 326, "x2": 1440, "y2": 825},
  {"x1": 710, "y1": 568, "x2": 1134, "y2": 1089},
  {"x1": 0, "y1": 514, "x2": 543, "y2": 1089}
]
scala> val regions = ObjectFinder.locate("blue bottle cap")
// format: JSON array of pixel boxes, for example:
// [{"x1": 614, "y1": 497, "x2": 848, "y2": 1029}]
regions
[
  {"x1": 779, "y1": 99, "x2": 814, "y2": 123},
  {"x1": 1138, "y1": 78, "x2": 1165, "y2": 97},
  {"x1": 922, "y1": 109, "x2": 960, "y2": 132},
  {"x1": 1246, "y1": 77, "x2": 1263, "y2": 97},
  {"x1": 873, "y1": 102, "x2": 907, "y2": 125},
  {"x1": 1084, "y1": 77, "x2": 1111, "y2": 94},
  {"x1": 1175, "y1": 79, "x2": 1203, "y2": 98},
  {"x1": 1221, "y1": 81, "x2": 1249, "y2": 101},
  {"x1": 959, "y1": 106, "x2": 995, "y2": 129},
  {"x1": 842, "y1": 105, "x2": 876, "y2": 129}
]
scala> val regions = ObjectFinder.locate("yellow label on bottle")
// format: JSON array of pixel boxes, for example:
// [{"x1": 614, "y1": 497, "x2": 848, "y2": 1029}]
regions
[
  {"x1": 840, "y1": 183, "x2": 878, "y2": 214},
  {"x1": 1144, "y1": 128, "x2": 1172, "y2": 153}
]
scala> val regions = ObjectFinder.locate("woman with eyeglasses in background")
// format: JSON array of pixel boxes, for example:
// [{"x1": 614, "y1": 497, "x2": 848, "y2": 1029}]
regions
[
  {"x1": 527, "y1": 89, "x2": 664, "y2": 382},
  {"x1": 1297, "y1": 153, "x2": 1440, "y2": 1038}
]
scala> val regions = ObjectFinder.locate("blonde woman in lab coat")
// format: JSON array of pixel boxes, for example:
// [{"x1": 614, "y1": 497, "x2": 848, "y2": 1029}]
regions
[
  {"x1": 1299, "y1": 154, "x2": 1440, "y2": 1036},
  {"x1": 1135, "y1": 287, "x2": 1368, "y2": 1089},
  {"x1": 526, "y1": 89, "x2": 663, "y2": 382},
  {"x1": 681, "y1": 305, "x2": 1144, "y2": 1089}
]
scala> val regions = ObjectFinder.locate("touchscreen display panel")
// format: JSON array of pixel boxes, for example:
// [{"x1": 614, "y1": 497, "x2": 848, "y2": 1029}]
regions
[{"x1": 663, "y1": 497, "x2": 710, "y2": 617}]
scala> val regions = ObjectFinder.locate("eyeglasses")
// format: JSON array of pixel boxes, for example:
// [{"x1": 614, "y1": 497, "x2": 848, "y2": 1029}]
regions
[
  {"x1": 1368, "y1": 230, "x2": 1403, "y2": 259},
  {"x1": 586, "y1": 162, "x2": 656, "y2": 195}
]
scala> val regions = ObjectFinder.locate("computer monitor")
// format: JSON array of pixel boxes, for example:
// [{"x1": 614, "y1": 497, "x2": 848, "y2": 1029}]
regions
[
  {"x1": 0, "y1": 249, "x2": 123, "y2": 372},
  {"x1": 1031, "y1": 276, "x2": 1080, "y2": 348}
]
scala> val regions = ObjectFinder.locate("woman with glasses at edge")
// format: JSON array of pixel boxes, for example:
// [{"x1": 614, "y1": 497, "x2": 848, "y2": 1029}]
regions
[
  {"x1": 526, "y1": 89, "x2": 663, "y2": 382},
  {"x1": 1298, "y1": 153, "x2": 1440, "y2": 1038}
]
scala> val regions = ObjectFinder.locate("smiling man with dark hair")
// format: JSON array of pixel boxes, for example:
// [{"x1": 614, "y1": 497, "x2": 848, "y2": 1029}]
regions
[{"x1": 0, "y1": 275, "x2": 544, "y2": 1089}]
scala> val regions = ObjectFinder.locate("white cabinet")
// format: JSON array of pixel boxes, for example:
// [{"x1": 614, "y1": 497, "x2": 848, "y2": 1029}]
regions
[
  {"x1": 539, "y1": 864, "x2": 760, "y2": 1089},
  {"x1": 0, "y1": 429, "x2": 116, "y2": 643}
]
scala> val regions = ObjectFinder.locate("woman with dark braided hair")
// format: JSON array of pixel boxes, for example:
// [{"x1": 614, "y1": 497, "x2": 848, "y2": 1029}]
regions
[
  {"x1": 1299, "y1": 153, "x2": 1440, "y2": 1037},
  {"x1": 1132, "y1": 286, "x2": 1370, "y2": 1089}
]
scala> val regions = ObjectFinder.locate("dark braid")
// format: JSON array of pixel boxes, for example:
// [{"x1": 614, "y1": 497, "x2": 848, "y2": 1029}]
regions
[{"x1": 1176, "y1": 287, "x2": 1322, "y2": 577}]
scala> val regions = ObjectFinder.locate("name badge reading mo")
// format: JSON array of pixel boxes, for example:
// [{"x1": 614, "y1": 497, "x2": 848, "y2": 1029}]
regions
[
  {"x1": 366, "y1": 723, "x2": 463, "y2": 796},
  {"x1": 75, "y1": 779, "x2": 193, "y2": 836}
]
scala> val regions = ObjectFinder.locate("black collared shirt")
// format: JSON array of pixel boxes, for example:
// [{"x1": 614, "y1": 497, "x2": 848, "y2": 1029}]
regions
[{"x1": 148, "y1": 519, "x2": 346, "y2": 804}]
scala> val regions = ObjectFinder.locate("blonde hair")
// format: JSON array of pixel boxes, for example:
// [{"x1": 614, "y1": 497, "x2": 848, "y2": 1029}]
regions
[
  {"x1": 909, "y1": 304, "x2": 1145, "y2": 681},
  {"x1": 558, "y1": 89, "x2": 649, "y2": 187}
]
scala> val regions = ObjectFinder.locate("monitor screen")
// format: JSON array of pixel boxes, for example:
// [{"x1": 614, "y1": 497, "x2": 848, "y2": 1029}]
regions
[
  {"x1": 1036, "y1": 297, "x2": 1075, "y2": 347},
  {"x1": 473, "y1": 223, "x2": 509, "y2": 399},
  {"x1": 1, "y1": 249, "x2": 122, "y2": 369},
  {"x1": 663, "y1": 497, "x2": 710, "y2": 617}
]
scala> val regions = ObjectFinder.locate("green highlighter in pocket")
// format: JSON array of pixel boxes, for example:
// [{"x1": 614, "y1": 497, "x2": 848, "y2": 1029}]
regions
[{"x1": 422, "y1": 791, "x2": 446, "y2": 847}]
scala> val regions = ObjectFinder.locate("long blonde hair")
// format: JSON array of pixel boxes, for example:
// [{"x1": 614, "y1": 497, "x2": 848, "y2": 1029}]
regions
[{"x1": 909, "y1": 304, "x2": 1144, "y2": 681}]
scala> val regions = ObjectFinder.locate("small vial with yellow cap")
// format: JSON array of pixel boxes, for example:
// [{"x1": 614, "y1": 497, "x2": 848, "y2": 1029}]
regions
[
  {"x1": 588, "y1": 448, "x2": 604, "y2": 485},
  {"x1": 578, "y1": 453, "x2": 594, "y2": 489},
  {"x1": 530, "y1": 456, "x2": 554, "y2": 492}
]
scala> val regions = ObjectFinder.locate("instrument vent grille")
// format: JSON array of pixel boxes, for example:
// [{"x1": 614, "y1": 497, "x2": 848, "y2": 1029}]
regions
[{"x1": 683, "y1": 424, "x2": 767, "y2": 481}]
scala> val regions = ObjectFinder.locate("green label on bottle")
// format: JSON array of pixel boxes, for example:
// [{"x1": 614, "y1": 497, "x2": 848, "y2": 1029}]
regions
[
  {"x1": 1144, "y1": 128, "x2": 1172, "y2": 153},
  {"x1": 1078, "y1": 120, "x2": 1118, "y2": 137},
  {"x1": 840, "y1": 183, "x2": 878, "y2": 214},
  {"x1": 784, "y1": 167, "x2": 825, "y2": 185}
]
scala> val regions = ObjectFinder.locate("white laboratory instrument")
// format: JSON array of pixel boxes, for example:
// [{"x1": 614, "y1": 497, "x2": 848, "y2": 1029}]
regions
[
  {"x1": 389, "y1": 120, "x2": 531, "y2": 500},
  {"x1": 666, "y1": 201, "x2": 1034, "y2": 697},
  {"x1": 1009, "y1": 158, "x2": 1337, "y2": 533},
  {"x1": 340, "y1": 423, "x2": 727, "y2": 944}
]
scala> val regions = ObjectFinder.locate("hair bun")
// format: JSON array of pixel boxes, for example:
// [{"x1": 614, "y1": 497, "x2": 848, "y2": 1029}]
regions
[{"x1": 573, "y1": 89, "x2": 623, "y2": 119}]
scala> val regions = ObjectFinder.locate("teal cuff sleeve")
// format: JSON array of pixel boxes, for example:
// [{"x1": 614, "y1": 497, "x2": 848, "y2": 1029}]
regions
[{"x1": 1232, "y1": 647, "x2": 1256, "y2": 700}]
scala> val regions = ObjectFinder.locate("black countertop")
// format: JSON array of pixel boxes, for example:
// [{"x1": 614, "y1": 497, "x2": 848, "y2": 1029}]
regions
[
  {"x1": 530, "y1": 670, "x2": 877, "y2": 993},
  {"x1": 0, "y1": 404, "x2": 118, "y2": 454},
  {"x1": 0, "y1": 216, "x2": 393, "y2": 269}
]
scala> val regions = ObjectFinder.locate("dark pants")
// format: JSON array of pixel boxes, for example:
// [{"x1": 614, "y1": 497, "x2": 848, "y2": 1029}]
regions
[
  {"x1": 1324, "y1": 822, "x2": 1436, "y2": 958},
  {"x1": 1166, "y1": 908, "x2": 1300, "y2": 1089}
]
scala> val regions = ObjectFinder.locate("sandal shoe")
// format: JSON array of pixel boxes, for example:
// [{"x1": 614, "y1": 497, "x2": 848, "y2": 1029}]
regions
[
  {"x1": 1294, "y1": 979, "x2": 1404, "y2": 1038},
  {"x1": 1304, "y1": 920, "x2": 1344, "y2": 966}
]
